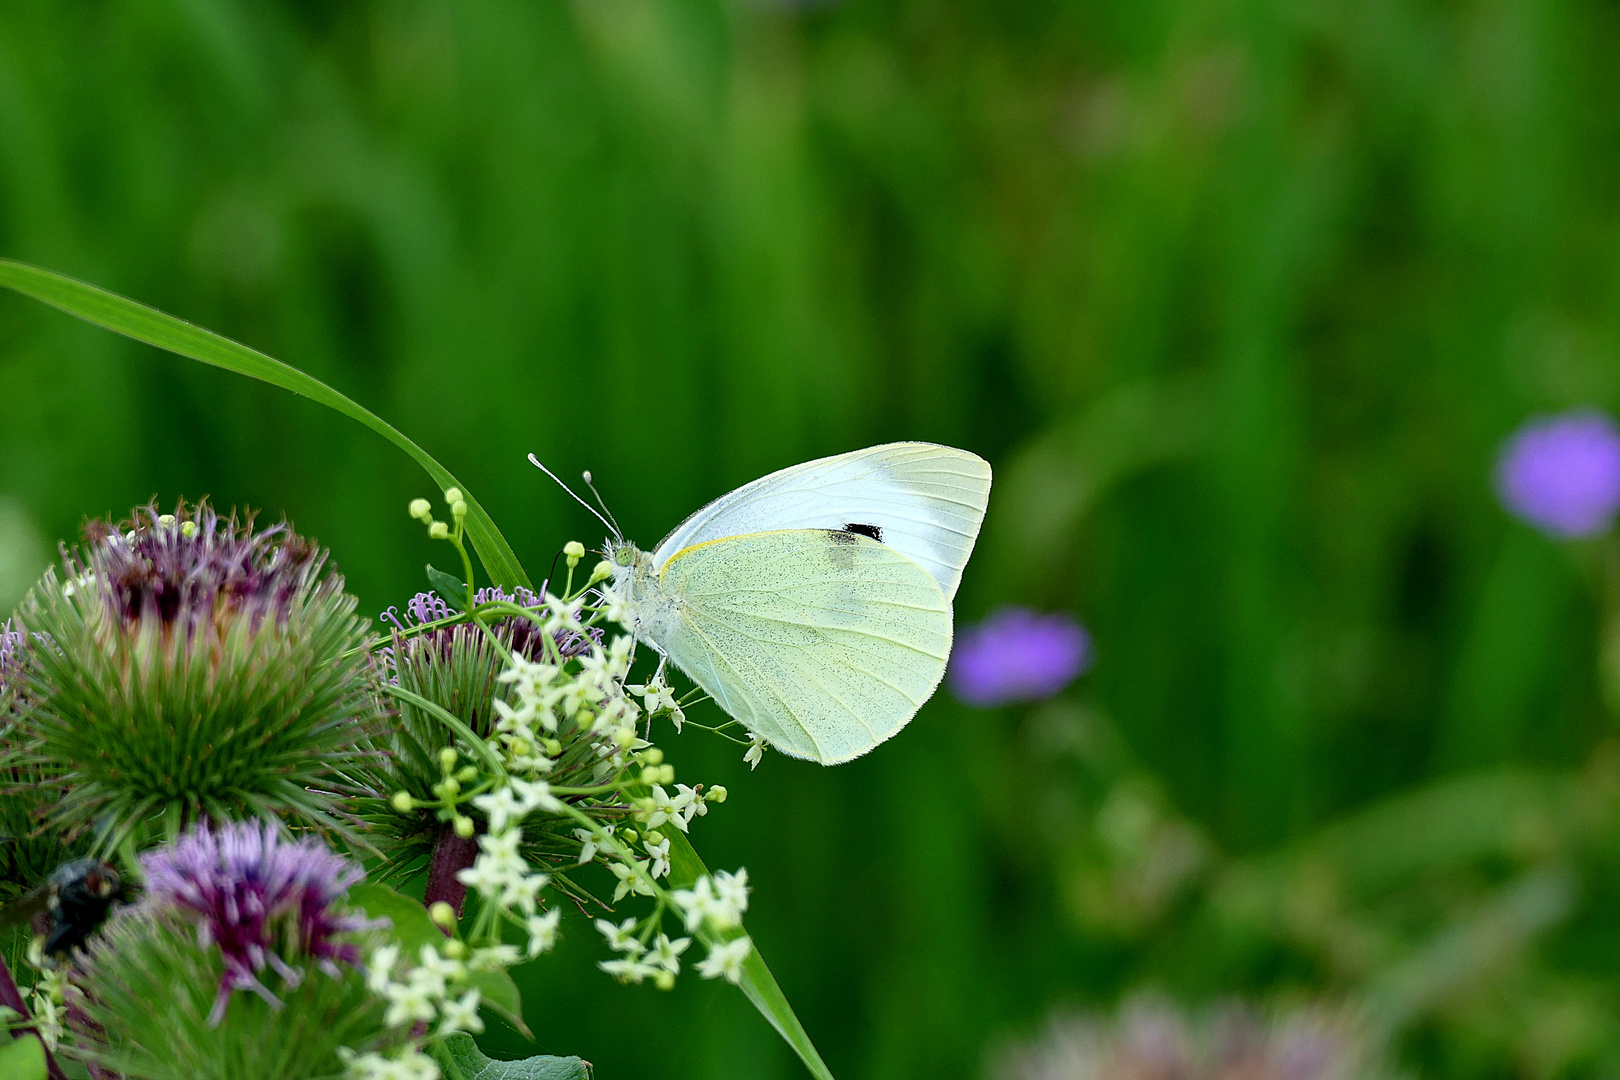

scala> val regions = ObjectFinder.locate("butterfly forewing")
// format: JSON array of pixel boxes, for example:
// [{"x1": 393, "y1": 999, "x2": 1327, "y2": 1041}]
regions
[
  {"x1": 653, "y1": 529, "x2": 952, "y2": 763},
  {"x1": 650, "y1": 443, "x2": 991, "y2": 602}
]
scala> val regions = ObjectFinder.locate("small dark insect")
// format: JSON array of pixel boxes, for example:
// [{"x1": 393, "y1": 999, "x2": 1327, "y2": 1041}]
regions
[
  {"x1": 0, "y1": 858, "x2": 135, "y2": 958},
  {"x1": 844, "y1": 523, "x2": 883, "y2": 543}
]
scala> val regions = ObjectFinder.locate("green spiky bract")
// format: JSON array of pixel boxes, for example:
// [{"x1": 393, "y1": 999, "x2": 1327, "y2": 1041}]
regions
[
  {"x1": 68, "y1": 909, "x2": 394, "y2": 1080},
  {"x1": 10, "y1": 504, "x2": 379, "y2": 851}
]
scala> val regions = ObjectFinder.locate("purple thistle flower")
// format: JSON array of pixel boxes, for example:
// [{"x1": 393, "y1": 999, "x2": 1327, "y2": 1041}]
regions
[
  {"x1": 72, "y1": 500, "x2": 331, "y2": 633},
  {"x1": 1495, "y1": 410, "x2": 1620, "y2": 538},
  {"x1": 949, "y1": 607, "x2": 1091, "y2": 706},
  {"x1": 140, "y1": 820, "x2": 380, "y2": 1026},
  {"x1": 380, "y1": 585, "x2": 599, "y2": 667}
]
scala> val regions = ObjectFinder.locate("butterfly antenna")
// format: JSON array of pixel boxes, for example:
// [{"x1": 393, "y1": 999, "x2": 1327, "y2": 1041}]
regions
[
  {"x1": 580, "y1": 469, "x2": 623, "y2": 539},
  {"x1": 528, "y1": 454, "x2": 619, "y2": 539}
]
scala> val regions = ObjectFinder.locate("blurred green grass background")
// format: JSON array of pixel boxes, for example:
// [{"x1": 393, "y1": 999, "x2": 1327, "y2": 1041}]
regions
[{"x1": 3, "y1": 1, "x2": 1620, "y2": 1077}]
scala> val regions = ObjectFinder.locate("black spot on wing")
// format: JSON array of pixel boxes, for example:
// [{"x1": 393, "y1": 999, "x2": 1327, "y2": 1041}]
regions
[{"x1": 844, "y1": 523, "x2": 883, "y2": 543}]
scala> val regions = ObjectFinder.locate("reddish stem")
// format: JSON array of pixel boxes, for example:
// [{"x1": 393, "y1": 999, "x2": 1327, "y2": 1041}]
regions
[
  {"x1": 422, "y1": 824, "x2": 478, "y2": 929},
  {"x1": 0, "y1": 951, "x2": 66, "y2": 1080}
]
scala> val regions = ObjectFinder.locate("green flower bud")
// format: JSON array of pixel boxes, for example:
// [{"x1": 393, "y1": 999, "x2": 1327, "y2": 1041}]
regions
[
  {"x1": 428, "y1": 901, "x2": 457, "y2": 930},
  {"x1": 390, "y1": 791, "x2": 415, "y2": 813},
  {"x1": 455, "y1": 765, "x2": 479, "y2": 783},
  {"x1": 428, "y1": 521, "x2": 450, "y2": 540},
  {"x1": 590, "y1": 560, "x2": 614, "y2": 583},
  {"x1": 453, "y1": 815, "x2": 475, "y2": 839},
  {"x1": 564, "y1": 541, "x2": 586, "y2": 566},
  {"x1": 639, "y1": 747, "x2": 664, "y2": 766},
  {"x1": 408, "y1": 498, "x2": 433, "y2": 522},
  {"x1": 707, "y1": 785, "x2": 728, "y2": 803},
  {"x1": 443, "y1": 487, "x2": 464, "y2": 505},
  {"x1": 439, "y1": 747, "x2": 459, "y2": 773}
]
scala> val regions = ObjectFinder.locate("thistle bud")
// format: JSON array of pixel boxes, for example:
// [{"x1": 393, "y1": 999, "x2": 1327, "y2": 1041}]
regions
[{"x1": 10, "y1": 501, "x2": 377, "y2": 844}]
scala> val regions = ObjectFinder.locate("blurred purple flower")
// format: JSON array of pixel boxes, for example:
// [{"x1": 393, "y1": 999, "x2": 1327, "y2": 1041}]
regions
[
  {"x1": 1495, "y1": 410, "x2": 1620, "y2": 538},
  {"x1": 141, "y1": 820, "x2": 378, "y2": 1025},
  {"x1": 950, "y1": 607, "x2": 1091, "y2": 706}
]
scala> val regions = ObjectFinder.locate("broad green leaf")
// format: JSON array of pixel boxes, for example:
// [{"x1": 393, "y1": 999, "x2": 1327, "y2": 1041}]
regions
[
  {"x1": 0, "y1": 259, "x2": 835, "y2": 1079},
  {"x1": 347, "y1": 883, "x2": 530, "y2": 1039},
  {"x1": 0, "y1": 260, "x2": 529, "y2": 591},
  {"x1": 440, "y1": 1033, "x2": 591, "y2": 1080},
  {"x1": 0, "y1": 1031, "x2": 48, "y2": 1080},
  {"x1": 666, "y1": 829, "x2": 835, "y2": 1080},
  {"x1": 427, "y1": 565, "x2": 471, "y2": 610}
]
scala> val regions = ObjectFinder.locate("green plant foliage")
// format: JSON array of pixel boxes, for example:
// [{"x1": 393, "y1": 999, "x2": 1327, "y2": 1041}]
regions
[{"x1": 441, "y1": 1033, "x2": 591, "y2": 1080}]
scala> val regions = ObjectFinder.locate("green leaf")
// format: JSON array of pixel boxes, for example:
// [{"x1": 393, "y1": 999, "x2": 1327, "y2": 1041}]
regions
[
  {"x1": 439, "y1": 1033, "x2": 591, "y2": 1080},
  {"x1": 427, "y1": 565, "x2": 470, "y2": 610},
  {"x1": 347, "y1": 884, "x2": 530, "y2": 1039},
  {"x1": 666, "y1": 830, "x2": 836, "y2": 1080},
  {"x1": 0, "y1": 1031, "x2": 48, "y2": 1080},
  {"x1": 0, "y1": 258, "x2": 835, "y2": 1079},
  {"x1": 0, "y1": 260, "x2": 530, "y2": 591}
]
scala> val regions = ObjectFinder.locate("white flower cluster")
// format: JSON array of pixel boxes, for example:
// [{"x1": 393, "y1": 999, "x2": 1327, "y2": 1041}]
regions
[
  {"x1": 340, "y1": 1046, "x2": 442, "y2": 1080},
  {"x1": 365, "y1": 942, "x2": 491, "y2": 1036},
  {"x1": 346, "y1": 935, "x2": 528, "y2": 1080},
  {"x1": 24, "y1": 966, "x2": 66, "y2": 1051},
  {"x1": 593, "y1": 869, "x2": 754, "y2": 988}
]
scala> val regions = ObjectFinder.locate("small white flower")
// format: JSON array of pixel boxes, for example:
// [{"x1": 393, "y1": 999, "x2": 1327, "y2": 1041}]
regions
[
  {"x1": 644, "y1": 832, "x2": 672, "y2": 879},
  {"x1": 598, "y1": 956, "x2": 661, "y2": 984},
  {"x1": 629, "y1": 675, "x2": 679, "y2": 716},
  {"x1": 595, "y1": 916, "x2": 643, "y2": 955},
  {"x1": 526, "y1": 909, "x2": 562, "y2": 957},
  {"x1": 472, "y1": 786, "x2": 530, "y2": 833},
  {"x1": 366, "y1": 944, "x2": 401, "y2": 994},
  {"x1": 575, "y1": 827, "x2": 601, "y2": 864},
  {"x1": 436, "y1": 989, "x2": 485, "y2": 1036},
  {"x1": 647, "y1": 933, "x2": 691, "y2": 974},
  {"x1": 610, "y1": 858, "x2": 655, "y2": 902},
  {"x1": 510, "y1": 776, "x2": 562, "y2": 814},
  {"x1": 671, "y1": 876, "x2": 718, "y2": 932},
  {"x1": 713, "y1": 868, "x2": 750, "y2": 919},
  {"x1": 468, "y1": 943, "x2": 523, "y2": 972},
  {"x1": 695, "y1": 937, "x2": 752, "y2": 984},
  {"x1": 383, "y1": 979, "x2": 437, "y2": 1027},
  {"x1": 744, "y1": 734, "x2": 767, "y2": 770}
]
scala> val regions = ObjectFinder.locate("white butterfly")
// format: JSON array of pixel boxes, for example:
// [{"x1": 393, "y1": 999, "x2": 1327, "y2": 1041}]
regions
[{"x1": 554, "y1": 443, "x2": 992, "y2": 764}]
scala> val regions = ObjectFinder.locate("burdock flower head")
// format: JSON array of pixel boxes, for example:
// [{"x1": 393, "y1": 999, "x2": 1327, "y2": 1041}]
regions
[
  {"x1": 1496, "y1": 410, "x2": 1620, "y2": 538},
  {"x1": 7, "y1": 501, "x2": 378, "y2": 849},
  {"x1": 367, "y1": 586, "x2": 597, "y2": 862},
  {"x1": 67, "y1": 821, "x2": 395, "y2": 1080},
  {"x1": 949, "y1": 607, "x2": 1092, "y2": 706},
  {"x1": 142, "y1": 820, "x2": 376, "y2": 1021}
]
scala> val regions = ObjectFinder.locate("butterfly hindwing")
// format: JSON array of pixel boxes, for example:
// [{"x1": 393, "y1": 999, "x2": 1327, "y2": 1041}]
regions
[{"x1": 652, "y1": 529, "x2": 952, "y2": 764}]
